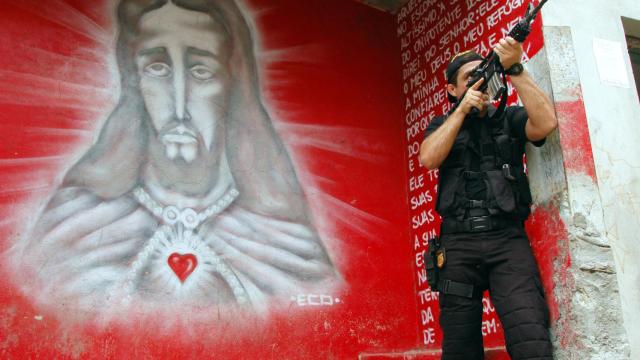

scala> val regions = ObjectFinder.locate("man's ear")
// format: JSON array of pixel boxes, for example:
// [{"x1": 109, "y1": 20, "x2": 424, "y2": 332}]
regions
[{"x1": 446, "y1": 83, "x2": 457, "y2": 98}]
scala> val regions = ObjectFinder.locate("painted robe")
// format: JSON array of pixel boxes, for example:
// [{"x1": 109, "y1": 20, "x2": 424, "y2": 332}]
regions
[{"x1": 16, "y1": 184, "x2": 337, "y2": 318}]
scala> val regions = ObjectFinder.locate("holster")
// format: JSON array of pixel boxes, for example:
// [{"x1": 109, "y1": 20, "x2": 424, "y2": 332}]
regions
[{"x1": 425, "y1": 237, "x2": 440, "y2": 290}]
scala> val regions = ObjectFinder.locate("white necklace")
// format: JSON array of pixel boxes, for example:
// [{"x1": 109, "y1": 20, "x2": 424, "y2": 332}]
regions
[
  {"x1": 133, "y1": 187, "x2": 239, "y2": 230},
  {"x1": 116, "y1": 186, "x2": 249, "y2": 306}
]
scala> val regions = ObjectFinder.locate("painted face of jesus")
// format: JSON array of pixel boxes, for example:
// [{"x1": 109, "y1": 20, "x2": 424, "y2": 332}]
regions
[{"x1": 135, "y1": 3, "x2": 232, "y2": 163}]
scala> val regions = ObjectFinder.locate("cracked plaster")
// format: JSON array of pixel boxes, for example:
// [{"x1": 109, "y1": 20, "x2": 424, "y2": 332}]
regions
[{"x1": 527, "y1": 26, "x2": 630, "y2": 359}]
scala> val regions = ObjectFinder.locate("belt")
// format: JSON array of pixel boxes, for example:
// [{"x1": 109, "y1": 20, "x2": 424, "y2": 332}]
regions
[{"x1": 441, "y1": 215, "x2": 520, "y2": 234}]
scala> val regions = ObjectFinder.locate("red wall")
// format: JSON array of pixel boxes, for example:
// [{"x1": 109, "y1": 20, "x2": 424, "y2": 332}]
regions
[
  {"x1": 397, "y1": 0, "x2": 545, "y2": 355},
  {"x1": 0, "y1": 1, "x2": 419, "y2": 358}
]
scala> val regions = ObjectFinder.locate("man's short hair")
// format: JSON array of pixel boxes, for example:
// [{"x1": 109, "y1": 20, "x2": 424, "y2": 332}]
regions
[{"x1": 446, "y1": 51, "x2": 484, "y2": 103}]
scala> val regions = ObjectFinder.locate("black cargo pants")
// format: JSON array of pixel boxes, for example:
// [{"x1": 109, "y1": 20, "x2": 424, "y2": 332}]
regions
[{"x1": 438, "y1": 225, "x2": 553, "y2": 360}]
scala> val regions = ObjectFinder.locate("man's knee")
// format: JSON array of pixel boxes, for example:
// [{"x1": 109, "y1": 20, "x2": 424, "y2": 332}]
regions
[
  {"x1": 494, "y1": 288, "x2": 553, "y2": 359},
  {"x1": 440, "y1": 294, "x2": 484, "y2": 359}
]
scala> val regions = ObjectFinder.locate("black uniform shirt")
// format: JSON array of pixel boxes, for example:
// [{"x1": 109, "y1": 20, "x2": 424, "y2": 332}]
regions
[{"x1": 424, "y1": 106, "x2": 546, "y2": 201}]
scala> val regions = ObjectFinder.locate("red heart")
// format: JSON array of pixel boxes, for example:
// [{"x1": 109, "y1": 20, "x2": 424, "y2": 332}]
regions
[{"x1": 167, "y1": 253, "x2": 198, "y2": 283}]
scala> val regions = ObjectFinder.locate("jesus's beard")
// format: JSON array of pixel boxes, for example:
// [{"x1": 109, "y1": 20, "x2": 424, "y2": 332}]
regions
[
  {"x1": 164, "y1": 141, "x2": 198, "y2": 163},
  {"x1": 160, "y1": 125, "x2": 200, "y2": 163},
  {"x1": 147, "y1": 139, "x2": 218, "y2": 198}
]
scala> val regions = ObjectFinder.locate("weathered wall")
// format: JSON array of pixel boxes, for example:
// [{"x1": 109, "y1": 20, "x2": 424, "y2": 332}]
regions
[
  {"x1": 541, "y1": 2, "x2": 640, "y2": 358},
  {"x1": 0, "y1": 0, "x2": 422, "y2": 358},
  {"x1": 527, "y1": 27, "x2": 629, "y2": 359}
]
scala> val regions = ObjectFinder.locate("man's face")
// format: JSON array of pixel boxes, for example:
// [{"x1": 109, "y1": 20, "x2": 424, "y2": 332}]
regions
[
  {"x1": 135, "y1": 3, "x2": 231, "y2": 163},
  {"x1": 448, "y1": 60, "x2": 483, "y2": 100}
]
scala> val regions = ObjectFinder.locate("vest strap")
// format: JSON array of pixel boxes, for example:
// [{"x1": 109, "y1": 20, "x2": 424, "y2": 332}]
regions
[
  {"x1": 465, "y1": 200, "x2": 486, "y2": 208},
  {"x1": 462, "y1": 171, "x2": 485, "y2": 179}
]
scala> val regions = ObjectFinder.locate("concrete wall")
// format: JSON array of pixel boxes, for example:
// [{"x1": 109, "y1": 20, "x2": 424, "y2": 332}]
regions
[
  {"x1": 526, "y1": 26, "x2": 629, "y2": 359},
  {"x1": 541, "y1": 2, "x2": 640, "y2": 358}
]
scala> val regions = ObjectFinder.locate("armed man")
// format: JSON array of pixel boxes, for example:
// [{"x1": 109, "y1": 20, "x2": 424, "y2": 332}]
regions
[{"x1": 420, "y1": 36, "x2": 558, "y2": 359}]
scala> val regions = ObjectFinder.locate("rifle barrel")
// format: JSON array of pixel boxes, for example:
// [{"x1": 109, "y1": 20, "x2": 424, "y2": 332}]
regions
[{"x1": 527, "y1": 0, "x2": 548, "y2": 22}]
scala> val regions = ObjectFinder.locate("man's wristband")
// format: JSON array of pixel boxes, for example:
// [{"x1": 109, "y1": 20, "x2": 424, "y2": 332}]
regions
[{"x1": 505, "y1": 63, "x2": 524, "y2": 76}]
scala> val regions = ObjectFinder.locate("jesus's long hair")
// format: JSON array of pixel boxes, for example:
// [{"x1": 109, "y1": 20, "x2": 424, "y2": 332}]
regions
[{"x1": 64, "y1": 0, "x2": 309, "y2": 221}]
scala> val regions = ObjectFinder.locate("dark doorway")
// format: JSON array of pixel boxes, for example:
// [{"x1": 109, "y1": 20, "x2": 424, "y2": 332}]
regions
[{"x1": 622, "y1": 16, "x2": 640, "y2": 100}]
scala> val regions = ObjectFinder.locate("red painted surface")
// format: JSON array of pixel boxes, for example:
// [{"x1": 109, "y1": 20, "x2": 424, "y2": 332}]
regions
[
  {"x1": 525, "y1": 87, "x2": 595, "y2": 347},
  {"x1": 554, "y1": 90, "x2": 598, "y2": 180},
  {"x1": 397, "y1": 0, "x2": 546, "y2": 355},
  {"x1": 526, "y1": 204, "x2": 570, "y2": 323},
  {"x1": 0, "y1": 1, "x2": 419, "y2": 358},
  {"x1": 531, "y1": 85, "x2": 596, "y2": 351}
]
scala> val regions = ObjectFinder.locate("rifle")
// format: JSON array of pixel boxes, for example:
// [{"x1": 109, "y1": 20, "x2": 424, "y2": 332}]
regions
[{"x1": 449, "y1": 0, "x2": 550, "y2": 117}]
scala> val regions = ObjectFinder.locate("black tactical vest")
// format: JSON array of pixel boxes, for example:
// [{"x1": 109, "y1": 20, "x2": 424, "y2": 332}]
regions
[{"x1": 435, "y1": 109, "x2": 533, "y2": 221}]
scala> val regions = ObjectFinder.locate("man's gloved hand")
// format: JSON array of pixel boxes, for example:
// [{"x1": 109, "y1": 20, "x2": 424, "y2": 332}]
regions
[
  {"x1": 458, "y1": 78, "x2": 489, "y2": 115},
  {"x1": 494, "y1": 36, "x2": 523, "y2": 70}
]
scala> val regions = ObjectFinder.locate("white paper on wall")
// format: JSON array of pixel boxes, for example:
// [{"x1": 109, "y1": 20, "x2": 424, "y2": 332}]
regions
[{"x1": 593, "y1": 37, "x2": 631, "y2": 88}]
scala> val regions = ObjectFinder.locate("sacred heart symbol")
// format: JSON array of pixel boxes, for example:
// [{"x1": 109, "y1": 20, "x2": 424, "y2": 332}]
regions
[{"x1": 167, "y1": 253, "x2": 198, "y2": 283}]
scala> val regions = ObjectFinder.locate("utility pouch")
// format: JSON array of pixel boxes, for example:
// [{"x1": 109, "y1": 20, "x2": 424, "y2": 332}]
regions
[
  {"x1": 425, "y1": 237, "x2": 443, "y2": 290},
  {"x1": 486, "y1": 170, "x2": 517, "y2": 213},
  {"x1": 494, "y1": 134, "x2": 512, "y2": 162}
]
